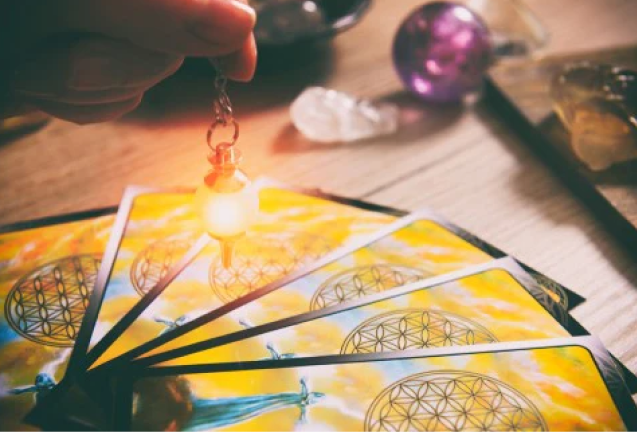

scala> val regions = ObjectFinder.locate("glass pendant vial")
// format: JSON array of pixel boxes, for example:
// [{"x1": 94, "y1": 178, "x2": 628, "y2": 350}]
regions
[{"x1": 194, "y1": 144, "x2": 258, "y2": 268}]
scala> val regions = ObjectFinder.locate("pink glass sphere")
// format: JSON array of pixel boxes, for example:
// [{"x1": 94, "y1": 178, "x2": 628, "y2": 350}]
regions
[{"x1": 393, "y1": 2, "x2": 493, "y2": 103}]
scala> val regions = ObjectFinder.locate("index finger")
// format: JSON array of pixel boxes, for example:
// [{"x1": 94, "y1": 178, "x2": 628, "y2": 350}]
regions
[{"x1": 42, "y1": 0, "x2": 256, "y2": 57}]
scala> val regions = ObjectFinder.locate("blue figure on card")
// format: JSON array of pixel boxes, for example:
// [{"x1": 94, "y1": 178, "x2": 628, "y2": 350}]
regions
[
  {"x1": 9, "y1": 373, "x2": 56, "y2": 403},
  {"x1": 184, "y1": 378, "x2": 324, "y2": 431},
  {"x1": 238, "y1": 318, "x2": 296, "y2": 360},
  {"x1": 133, "y1": 372, "x2": 324, "y2": 429},
  {"x1": 264, "y1": 342, "x2": 296, "y2": 360},
  {"x1": 133, "y1": 319, "x2": 320, "y2": 430},
  {"x1": 154, "y1": 315, "x2": 188, "y2": 336}
]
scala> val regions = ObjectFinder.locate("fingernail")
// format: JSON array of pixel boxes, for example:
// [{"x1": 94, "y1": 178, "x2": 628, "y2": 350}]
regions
[
  {"x1": 187, "y1": 1, "x2": 256, "y2": 45},
  {"x1": 221, "y1": 34, "x2": 257, "y2": 82},
  {"x1": 231, "y1": 0, "x2": 257, "y2": 22},
  {"x1": 244, "y1": 34, "x2": 257, "y2": 81},
  {"x1": 68, "y1": 57, "x2": 128, "y2": 90}
]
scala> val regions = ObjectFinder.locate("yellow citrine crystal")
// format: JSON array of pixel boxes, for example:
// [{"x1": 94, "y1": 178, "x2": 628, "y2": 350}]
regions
[{"x1": 550, "y1": 63, "x2": 636, "y2": 171}]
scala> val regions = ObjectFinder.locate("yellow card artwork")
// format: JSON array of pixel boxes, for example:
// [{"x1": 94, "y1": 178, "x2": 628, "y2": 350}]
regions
[
  {"x1": 0, "y1": 212, "x2": 114, "y2": 431},
  {"x1": 136, "y1": 217, "x2": 529, "y2": 364},
  {"x1": 82, "y1": 180, "x2": 581, "y2": 373},
  {"x1": 150, "y1": 261, "x2": 573, "y2": 367},
  {"x1": 128, "y1": 338, "x2": 637, "y2": 431},
  {"x1": 87, "y1": 184, "x2": 396, "y2": 368}
]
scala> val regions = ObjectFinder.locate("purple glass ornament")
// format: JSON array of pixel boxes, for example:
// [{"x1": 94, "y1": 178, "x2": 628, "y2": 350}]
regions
[{"x1": 393, "y1": 2, "x2": 493, "y2": 103}]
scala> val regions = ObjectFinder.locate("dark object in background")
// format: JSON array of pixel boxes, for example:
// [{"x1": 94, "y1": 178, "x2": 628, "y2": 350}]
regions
[
  {"x1": 550, "y1": 62, "x2": 637, "y2": 171},
  {"x1": 251, "y1": 0, "x2": 371, "y2": 47},
  {"x1": 487, "y1": 45, "x2": 637, "y2": 258}
]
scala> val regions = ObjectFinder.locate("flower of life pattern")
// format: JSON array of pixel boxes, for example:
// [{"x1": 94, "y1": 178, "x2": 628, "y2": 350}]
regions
[
  {"x1": 531, "y1": 272, "x2": 568, "y2": 310},
  {"x1": 4, "y1": 255, "x2": 102, "y2": 347},
  {"x1": 210, "y1": 232, "x2": 334, "y2": 304},
  {"x1": 130, "y1": 237, "x2": 195, "y2": 296},
  {"x1": 341, "y1": 309, "x2": 498, "y2": 354},
  {"x1": 365, "y1": 371, "x2": 547, "y2": 432},
  {"x1": 517, "y1": 272, "x2": 570, "y2": 325},
  {"x1": 310, "y1": 265, "x2": 429, "y2": 311}
]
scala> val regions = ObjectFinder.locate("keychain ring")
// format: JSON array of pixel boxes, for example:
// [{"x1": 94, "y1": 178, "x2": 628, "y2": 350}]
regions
[{"x1": 207, "y1": 119, "x2": 239, "y2": 151}]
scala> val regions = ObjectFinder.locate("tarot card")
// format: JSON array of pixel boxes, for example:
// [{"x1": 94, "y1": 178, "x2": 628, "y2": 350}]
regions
[
  {"x1": 25, "y1": 181, "x2": 398, "y2": 429},
  {"x1": 119, "y1": 336, "x2": 637, "y2": 431},
  {"x1": 126, "y1": 210, "x2": 580, "y2": 369},
  {"x1": 76, "y1": 180, "x2": 398, "y2": 373},
  {"x1": 136, "y1": 257, "x2": 585, "y2": 368},
  {"x1": 76, "y1": 178, "x2": 583, "y2": 375},
  {"x1": 0, "y1": 208, "x2": 115, "y2": 430}
]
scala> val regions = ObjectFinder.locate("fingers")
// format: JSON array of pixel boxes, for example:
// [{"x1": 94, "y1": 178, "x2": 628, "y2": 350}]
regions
[
  {"x1": 23, "y1": 94, "x2": 144, "y2": 125},
  {"x1": 11, "y1": 36, "x2": 183, "y2": 105},
  {"x1": 59, "y1": 0, "x2": 257, "y2": 57},
  {"x1": 217, "y1": 34, "x2": 257, "y2": 82},
  {"x1": 8, "y1": 35, "x2": 178, "y2": 124},
  {"x1": 1, "y1": 0, "x2": 259, "y2": 125}
]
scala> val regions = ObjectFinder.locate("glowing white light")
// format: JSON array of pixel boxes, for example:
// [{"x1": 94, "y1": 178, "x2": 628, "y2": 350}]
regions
[
  {"x1": 453, "y1": 6, "x2": 474, "y2": 23},
  {"x1": 194, "y1": 172, "x2": 258, "y2": 239}
]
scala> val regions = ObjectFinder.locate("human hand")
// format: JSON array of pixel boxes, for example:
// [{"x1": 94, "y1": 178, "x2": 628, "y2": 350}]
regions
[{"x1": 0, "y1": 0, "x2": 257, "y2": 124}]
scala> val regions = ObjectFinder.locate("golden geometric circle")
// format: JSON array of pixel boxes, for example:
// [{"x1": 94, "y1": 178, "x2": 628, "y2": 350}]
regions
[
  {"x1": 341, "y1": 309, "x2": 498, "y2": 354},
  {"x1": 4, "y1": 254, "x2": 102, "y2": 347},
  {"x1": 310, "y1": 265, "x2": 429, "y2": 311},
  {"x1": 209, "y1": 231, "x2": 334, "y2": 304},
  {"x1": 366, "y1": 370, "x2": 547, "y2": 431},
  {"x1": 531, "y1": 273, "x2": 569, "y2": 310},
  {"x1": 130, "y1": 237, "x2": 195, "y2": 296}
]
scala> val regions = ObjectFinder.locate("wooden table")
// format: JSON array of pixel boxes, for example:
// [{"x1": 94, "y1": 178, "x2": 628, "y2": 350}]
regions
[{"x1": 1, "y1": 0, "x2": 637, "y2": 385}]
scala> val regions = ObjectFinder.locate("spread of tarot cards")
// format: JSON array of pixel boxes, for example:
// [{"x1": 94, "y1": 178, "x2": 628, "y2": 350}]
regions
[{"x1": 1, "y1": 177, "x2": 636, "y2": 431}]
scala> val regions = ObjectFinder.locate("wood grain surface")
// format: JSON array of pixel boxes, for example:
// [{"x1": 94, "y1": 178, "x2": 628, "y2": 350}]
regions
[{"x1": 1, "y1": 0, "x2": 637, "y2": 387}]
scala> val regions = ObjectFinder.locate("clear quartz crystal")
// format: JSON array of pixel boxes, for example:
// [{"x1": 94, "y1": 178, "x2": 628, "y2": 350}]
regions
[
  {"x1": 290, "y1": 87, "x2": 399, "y2": 143},
  {"x1": 551, "y1": 63, "x2": 637, "y2": 171}
]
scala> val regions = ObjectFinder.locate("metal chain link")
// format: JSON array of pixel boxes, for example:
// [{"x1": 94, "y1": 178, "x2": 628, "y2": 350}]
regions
[{"x1": 208, "y1": 59, "x2": 238, "y2": 152}]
